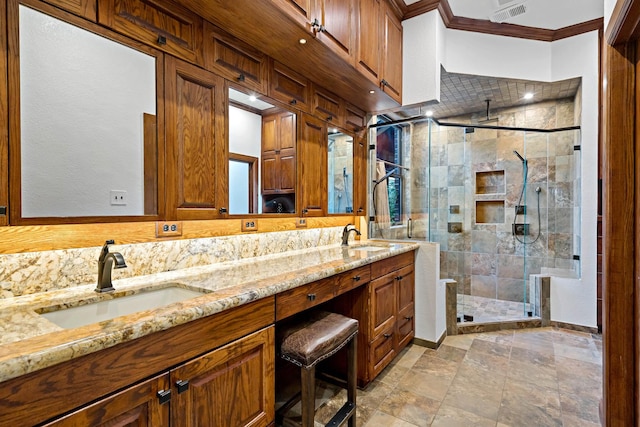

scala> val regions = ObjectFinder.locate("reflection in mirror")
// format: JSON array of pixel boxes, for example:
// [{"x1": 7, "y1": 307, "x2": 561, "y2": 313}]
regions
[
  {"x1": 18, "y1": 5, "x2": 157, "y2": 218},
  {"x1": 327, "y1": 130, "x2": 354, "y2": 214},
  {"x1": 228, "y1": 87, "x2": 296, "y2": 214}
]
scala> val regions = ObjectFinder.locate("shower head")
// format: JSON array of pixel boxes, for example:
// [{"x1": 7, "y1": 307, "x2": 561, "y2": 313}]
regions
[{"x1": 513, "y1": 150, "x2": 526, "y2": 163}]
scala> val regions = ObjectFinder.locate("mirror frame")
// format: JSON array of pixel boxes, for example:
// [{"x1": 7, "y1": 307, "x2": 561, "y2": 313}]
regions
[
  {"x1": 226, "y1": 81, "x2": 300, "y2": 217},
  {"x1": 8, "y1": 0, "x2": 165, "y2": 225}
]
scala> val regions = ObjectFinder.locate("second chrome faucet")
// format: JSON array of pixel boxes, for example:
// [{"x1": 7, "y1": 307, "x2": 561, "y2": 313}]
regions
[{"x1": 96, "y1": 240, "x2": 127, "y2": 293}]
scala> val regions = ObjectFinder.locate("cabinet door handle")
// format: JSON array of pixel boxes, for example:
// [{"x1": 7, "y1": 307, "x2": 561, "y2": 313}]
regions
[
  {"x1": 396, "y1": 275, "x2": 403, "y2": 281},
  {"x1": 353, "y1": 275, "x2": 361, "y2": 281},
  {"x1": 381, "y1": 79, "x2": 389, "y2": 87},
  {"x1": 383, "y1": 333, "x2": 391, "y2": 339},
  {"x1": 404, "y1": 316, "x2": 413, "y2": 321},
  {"x1": 176, "y1": 379, "x2": 190, "y2": 394},
  {"x1": 237, "y1": 73, "x2": 246, "y2": 82},
  {"x1": 307, "y1": 293, "x2": 316, "y2": 301},
  {"x1": 326, "y1": 115, "x2": 333, "y2": 122},
  {"x1": 219, "y1": 207, "x2": 228, "y2": 214},
  {"x1": 290, "y1": 99, "x2": 297, "y2": 105},
  {"x1": 157, "y1": 35, "x2": 167, "y2": 45},
  {"x1": 157, "y1": 389, "x2": 171, "y2": 405}
]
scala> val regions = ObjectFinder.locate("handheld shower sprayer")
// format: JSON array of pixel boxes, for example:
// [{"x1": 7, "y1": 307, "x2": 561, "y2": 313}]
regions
[{"x1": 513, "y1": 150, "x2": 526, "y2": 163}]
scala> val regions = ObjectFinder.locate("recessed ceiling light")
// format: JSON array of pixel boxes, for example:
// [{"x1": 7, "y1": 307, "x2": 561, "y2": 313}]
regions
[
  {"x1": 369, "y1": 90, "x2": 375, "y2": 94},
  {"x1": 331, "y1": 128, "x2": 338, "y2": 133},
  {"x1": 524, "y1": 92, "x2": 534, "y2": 100},
  {"x1": 249, "y1": 95, "x2": 257, "y2": 102},
  {"x1": 299, "y1": 38, "x2": 307, "y2": 44},
  {"x1": 425, "y1": 110, "x2": 433, "y2": 117}
]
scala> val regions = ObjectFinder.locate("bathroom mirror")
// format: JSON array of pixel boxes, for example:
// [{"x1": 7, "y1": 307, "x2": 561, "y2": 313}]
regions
[
  {"x1": 228, "y1": 86, "x2": 297, "y2": 215},
  {"x1": 327, "y1": 130, "x2": 354, "y2": 214},
  {"x1": 10, "y1": 4, "x2": 161, "y2": 222}
]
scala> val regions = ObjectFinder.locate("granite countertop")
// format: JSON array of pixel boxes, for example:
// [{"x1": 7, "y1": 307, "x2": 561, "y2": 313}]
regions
[{"x1": 0, "y1": 240, "x2": 417, "y2": 383}]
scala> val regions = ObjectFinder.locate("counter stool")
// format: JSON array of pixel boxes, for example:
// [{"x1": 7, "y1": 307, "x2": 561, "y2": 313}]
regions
[{"x1": 277, "y1": 311, "x2": 358, "y2": 427}]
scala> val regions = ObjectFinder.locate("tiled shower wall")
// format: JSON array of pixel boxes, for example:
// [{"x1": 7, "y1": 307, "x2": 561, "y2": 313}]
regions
[{"x1": 422, "y1": 98, "x2": 580, "y2": 303}]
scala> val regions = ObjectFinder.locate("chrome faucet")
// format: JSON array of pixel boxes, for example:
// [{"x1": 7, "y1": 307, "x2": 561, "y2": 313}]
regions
[
  {"x1": 341, "y1": 224, "x2": 361, "y2": 246},
  {"x1": 96, "y1": 240, "x2": 127, "y2": 293}
]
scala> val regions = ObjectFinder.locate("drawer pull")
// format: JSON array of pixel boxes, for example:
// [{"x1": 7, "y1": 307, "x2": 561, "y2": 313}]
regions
[
  {"x1": 157, "y1": 35, "x2": 167, "y2": 45},
  {"x1": 404, "y1": 316, "x2": 413, "y2": 321},
  {"x1": 383, "y1": 333, "x2": 391, "y2": 339},
  {"x1": 353, "y1": 275, "x2": 361, "y2": 281},
  {"x1": 307, "y1": 293, "x2": 316, "y2": 301},
  {"x1": 176, "y1": 379, "x2": 189, "y2": 394},
  {"x1": 157, "y1": 389, "x2": 171, "y2": 405},
  {"x1": 396, "y1": 275, "x2": 403, "y2": 281}
]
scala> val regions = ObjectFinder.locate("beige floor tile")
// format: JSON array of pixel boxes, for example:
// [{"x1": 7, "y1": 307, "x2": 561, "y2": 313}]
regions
[
  {"x1": 397, "y1": 369, "x2": 455, "y2": 401},
  {"x1": 379, "y1": 388, "x2": 441, "y2": 427},
  {"x1": 497, "y1": 378, "x2": 562, "y2": 426},
  {"x1": 442, "y1": 334, "x2": 474, "y2": 350},
  {"x1": 393, "y1": 343, "x2": 428, "y2": 369},
  {"x1": 431, "y1": 403, "x2": 497, "y2": 426},
  {"x1": 364, "y1": 410, "x2": 420, "y2": 426},
  {"x1": 411, "y1": 353, "x2": 460, "y2": 379}
]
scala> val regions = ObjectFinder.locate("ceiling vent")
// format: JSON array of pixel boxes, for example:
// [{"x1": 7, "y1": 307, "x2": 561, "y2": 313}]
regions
[{"x1": 490, "y1": 1, "x2": 527, "y2": 23}]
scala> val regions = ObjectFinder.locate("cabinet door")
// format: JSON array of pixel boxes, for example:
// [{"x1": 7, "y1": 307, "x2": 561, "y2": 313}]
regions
[
  {"x1": 298, "y1": 113, "x2": 327, "y2": 216},
  {"x1": 165, "y1": 56, "x2": 227, "y2": 219},
  {"x1": 44, "y1": 0, "x2": 96, "y2": 20},
  {"x1": 204, "y1": 22, "x2": 267, "y2": 94},
  {"x1": 369, "y1": 271, "x2": 396, "y2": 338},
  {"x1": 396, "y1": 264, "x2": 415, "y2": 349},
  {"x1": 0, "y1": 0, "x2": 7, "y2": 227},
  {"x1": 261, "y1": 111, "x2": 296, "y2": 195},
  {"x1": 268, "y1": 61, "x2": 311, "y2": 112},
  {"x1": 312, "y1": 85, "x2": 343, "y2": 126},
  {"x1": 43, "y1": 374, "x2": 170, "y2": 427},
  {"x1": 315, "y1": 0, "x2": 355, "y2": 62},
  {"x1": 381, "y1": 1, "x2": 402, "y2": 103},
  {"x1": 171, "y1": 327, "x2": 275, "y2": 427},
  {"x1": 356, "y1": 0, "x2": 380, "y2": 85},
  {"x1": 272, "y1": 0, "x2": 313, "y2": 28},
  {"x1": 98, "y1": 0, "x2": 203, "y2": 64}
]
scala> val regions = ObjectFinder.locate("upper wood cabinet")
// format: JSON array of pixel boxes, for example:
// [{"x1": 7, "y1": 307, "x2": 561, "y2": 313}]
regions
[
  {"x1": 381, "y1": 0, "x2": 402, "y2": 103},
  {"x1": 165, "y1": 56, "x2": 227, "y2": 220},
  {"x1": 272, "y1": 0, "x2": 312, "y2": 24},
  {"x1": 298, "y1": 113, "x2": 327, "y2": 216},
  {"x1": 43, "y1": 0, "x2": 96, "y2": 20},
  {"x1": 262, "y1": 111, "x2": 296, "y2": 197},
  {"x1": 356, "y1": 0, "x2": 380, "y2": 85},
  {"x1": 204, "y1": 21, "x2": 268, "y2": 94},
  {"x1": 312, "y1": 84, "x2": 343, "y2": 127},
  {"x1": 314, "y1": 0, "x2": 356, "y2": 62},
  {"x1": 269, "y1": 60, "x2": 311, "y2": 112},
  {"x1": 97, "y1": 0, "x2": 203, "y2": 65}
]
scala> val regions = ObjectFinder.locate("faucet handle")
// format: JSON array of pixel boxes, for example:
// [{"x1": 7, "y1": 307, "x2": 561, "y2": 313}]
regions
[{"x1": 99, "y1": 240, "x2": 116, "y2": 261}]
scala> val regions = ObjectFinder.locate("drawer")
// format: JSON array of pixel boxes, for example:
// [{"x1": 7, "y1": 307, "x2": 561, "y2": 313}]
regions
[
  {"x1": 370, "y1": 325, "x2": 395, "y2": 378},
  {"x1": 268, "y1": 60, "x2": 310, "y2": 112},
  {"x1": 344, "y1": 103, "x2": 366, "y2": 133},
  {"x1": 312, "y1": 85, "x2": 343, "y2": 126},
  {"x1": 371, "y1": 250, "x2": 414, "y2": 279},
  {"x1": 276, "y1": 276, "x2": 336, "y2": 320},
  {"x1": 44, "y1": 0, "x2": 97, "y2": 20},
  {"x1": 335, "y1": 265, "x2": 371, "y2": 296},
  {"x1": 204, "y1": 22, "x2": 267, "y2": 94},
  {"x1": 98, "y1": 0, "x2": 203, "y2": 64},
  {"x1": 397, "y1": 304, "x2": 414, "y2": 349}
]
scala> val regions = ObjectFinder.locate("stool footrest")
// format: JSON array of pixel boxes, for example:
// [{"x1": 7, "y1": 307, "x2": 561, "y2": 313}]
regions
[{"x1": 325, "y1": 401, "x2": 355, "y2": 427}]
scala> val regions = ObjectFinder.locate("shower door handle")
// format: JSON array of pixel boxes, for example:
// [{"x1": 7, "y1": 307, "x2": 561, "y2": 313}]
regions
[{"x1": 407, "y1": 218, "x2": 413, "y2": 239}]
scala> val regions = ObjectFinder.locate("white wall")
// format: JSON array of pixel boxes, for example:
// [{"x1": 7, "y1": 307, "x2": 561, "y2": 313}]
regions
[
  {"x1": 402, "y1": 17, "x2": 600, "y2": 328},
  {"x1": 604, "y1": 0, "x2": 617, "y2": 29},
  {"x1": 228, "y1": 106, "x2": 262, "y2": 214},
  {"x1": 20, "y1": 6, "x2": 155, "y2": 217}
]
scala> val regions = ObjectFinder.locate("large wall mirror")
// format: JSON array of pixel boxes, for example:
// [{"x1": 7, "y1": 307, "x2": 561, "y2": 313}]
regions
[
  {"x1": 327, "y1": 130, "x2": 354, "y2": 214},
  {"x1": 228, "y1": 87, "x2": 296, "y2": 215},
  {"x1": 9, "y1": 3, "x2": 162, "y2": 223}
]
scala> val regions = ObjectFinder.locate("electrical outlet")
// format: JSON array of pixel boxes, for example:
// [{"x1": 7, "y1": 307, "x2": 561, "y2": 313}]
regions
[
  {"x1": 156, "y1": 221, "x2": 182, "y2": 237},
  {"x1": 110, "y1": 190, "x2": 127, "y2": 206},
  {"x1": 242, "y1": 220, "x2": 258, "y2": 232},
  {"x1": 296, "y1": 218, "x2": 307, "y2": 228}
]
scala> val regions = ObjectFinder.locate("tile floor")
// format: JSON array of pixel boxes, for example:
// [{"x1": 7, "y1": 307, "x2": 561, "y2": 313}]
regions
[
  {"x1": 457, "y1": 294, "x2": 534, "y2": 323},
  {"x1": 279, "y1": 327, "x2": 602, "y2": 427}
]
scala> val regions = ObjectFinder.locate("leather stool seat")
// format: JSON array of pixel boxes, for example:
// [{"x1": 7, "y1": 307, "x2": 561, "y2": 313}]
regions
[{"x1": 278, "y1": 311, "x2": 358, "y2": 427}]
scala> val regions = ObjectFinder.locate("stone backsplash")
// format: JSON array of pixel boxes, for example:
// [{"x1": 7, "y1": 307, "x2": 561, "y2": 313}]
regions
[{"x1": 0, "y1": 227, "x2": 344, "y2": 298}]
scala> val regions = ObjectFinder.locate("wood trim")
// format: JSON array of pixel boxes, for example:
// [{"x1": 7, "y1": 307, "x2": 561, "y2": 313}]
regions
[
  {"x1": 143, "y1": 113, "x2": 158, "y2": 216},
  {"x1": 0, "y1": 0, "x2": 7, "y2": 227},
  {"x1": 601, "y1": 39, "x2": 637, "y2": 426},
  {"x1": 229, "y1": 152, "x2": 259, "y2": 214},
  {"x1": 606, "y1": 0, "x2": 640, "y2": 45},
  {"x1": 404, "y1": 0, "x2": 603, "y2": 42}
]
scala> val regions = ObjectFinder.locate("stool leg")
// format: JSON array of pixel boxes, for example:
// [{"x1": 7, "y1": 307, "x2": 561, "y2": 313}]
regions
[
  {"x1": 301, "y1": 366, "x2": 316, "y2": 427},
  {"x1": 347, "y1": 335, "x2": 357, "y2": 427}
]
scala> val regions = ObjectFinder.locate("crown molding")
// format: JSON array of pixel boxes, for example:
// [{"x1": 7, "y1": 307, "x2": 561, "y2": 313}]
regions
[
  {"x1": 402, "y1": 0, "x2": 603, "y2": 42},
  {"x1": 605, "y1": 0, "x2": 640, "y2": 44}
]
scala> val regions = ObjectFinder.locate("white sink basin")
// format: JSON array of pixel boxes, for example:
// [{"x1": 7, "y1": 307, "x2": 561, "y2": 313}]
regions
[
  {"x1": 350, "y1": 245, "x2": 387, "y2": 252},
  {"x1": 39, "y1": 286, "x2": 205, "y2": 329}
]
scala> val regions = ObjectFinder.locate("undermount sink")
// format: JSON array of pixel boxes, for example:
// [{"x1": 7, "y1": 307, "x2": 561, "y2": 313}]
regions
[
  {"x1": 38, "y1": 286, "x2": 205, "y2": 329},
  {"x1": 350, "y1": 245, "x2": 387, "y2": 252}
]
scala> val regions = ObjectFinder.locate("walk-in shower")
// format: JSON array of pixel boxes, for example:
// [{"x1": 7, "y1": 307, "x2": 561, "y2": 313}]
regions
[{"x1": 369, "y1": 99, "x2": 582, "y2": 326}]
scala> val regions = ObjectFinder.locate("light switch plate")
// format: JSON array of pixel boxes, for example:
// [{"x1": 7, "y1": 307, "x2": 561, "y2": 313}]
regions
[
  {"x1": 296, "y1": 218, "x2": 307, "y2": 228},
  {"x1": 156, "y1": 221, "x2": 182, "y2": 237}
]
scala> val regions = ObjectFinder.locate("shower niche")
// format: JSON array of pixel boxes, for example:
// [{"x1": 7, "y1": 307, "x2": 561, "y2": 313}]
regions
[{"x1": 475, "y1": 170, "x2": 505, "y2": 194}]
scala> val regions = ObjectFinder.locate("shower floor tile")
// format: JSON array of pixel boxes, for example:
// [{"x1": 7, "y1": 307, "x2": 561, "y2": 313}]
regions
[{"x1": 457, "y1": 294, "x2": 534, "y2": 323}]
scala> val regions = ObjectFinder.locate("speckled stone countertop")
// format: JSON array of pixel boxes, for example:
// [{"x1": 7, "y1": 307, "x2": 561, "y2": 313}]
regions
[{"x1": 0, "y1": 241, "x2": 417, "y2": 383}]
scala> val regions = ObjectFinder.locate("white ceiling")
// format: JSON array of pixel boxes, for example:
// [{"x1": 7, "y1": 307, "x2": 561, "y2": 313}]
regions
[{"x1": 403, "y1": 0, "x2": 604, "y2": 30}]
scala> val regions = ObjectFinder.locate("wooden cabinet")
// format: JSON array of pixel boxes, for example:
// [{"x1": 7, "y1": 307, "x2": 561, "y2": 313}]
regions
[
  {"x1": 204, "y1": 21, "x2": 267, "y2": 94},
  {"x1": 0, "y1": 0, "x2": 7, "y2": 227},
  {"x1": 381, "y1": 0, "x2": 402, "y2": 103},
  {"x1": 165, "y1": 56, "x2": 227, "y2": 220},
  {"x1": 268, "y1": 60, "x2": 311, "y2": 112},
  {"x1": 396, "y1": 263, "x2": 415, "y2": 349},
  {"x1": 352, "y1": 128, "x2": 367, "y2": 216},
  {"x1": 297, "y1": 113, "x2": 327, "y2": 216},
  {"x1": 272, "y1": 0, "x2": 312, "y2": 26},
  {"x1": 312, "y1": 85, "x2": 344, "y2": 127},
  {"x1": 97, "y1": 0, "x2": 203, "y2": 64},
  {"x1": 43, "y1": 0, "x2": 96, "y2": 20},
  {"x1": 262, "y1": 111, "x2": 296, "y2": 198},
  {"x1": 42, "y1": 374, "x2": 170, "y2": 426},
  {"x1": 171, "y1": 327, "x2": 275, "y2": 427},
  {"x1": 356, "y1": 0, "x2": 381, "y2": 85},
  {"x1": 314, "y1": 0, "x2": 356, "y2": 62}
]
